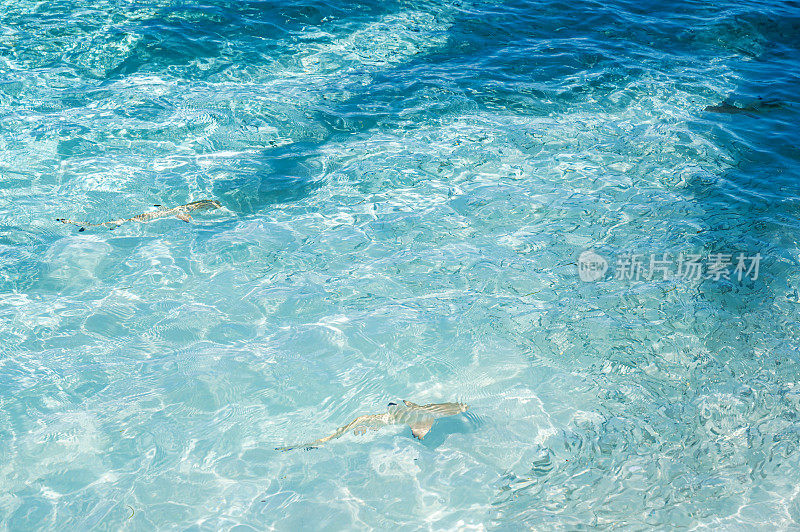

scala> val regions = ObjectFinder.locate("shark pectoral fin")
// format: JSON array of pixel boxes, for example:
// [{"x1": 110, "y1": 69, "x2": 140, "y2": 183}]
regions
[
  {"x1": 409, "y1": 419, "x2": 434, "y2": 440},
  {"x1": 403, "y1": 400, "x2": 421, "y2": 408},
  {"x1": 176, "y1": 212, "x2": 192, "y2": 223}
]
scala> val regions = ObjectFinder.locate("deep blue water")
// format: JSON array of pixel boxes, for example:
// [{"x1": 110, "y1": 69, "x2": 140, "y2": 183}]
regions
[{"x1": 2, "y1": 0, "x2": 800, "y2": 529}]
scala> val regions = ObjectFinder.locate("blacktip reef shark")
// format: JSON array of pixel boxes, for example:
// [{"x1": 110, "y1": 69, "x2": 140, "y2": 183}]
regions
[
  {"x1": 704, "y1": 98, "x2": 783, "y2": 115},
  {"x1": 56, "y1": 199, "x2": 222, "y2": 231},
  {"x1": 276, "y1": 400, "x2": 469, "y2": 451}
]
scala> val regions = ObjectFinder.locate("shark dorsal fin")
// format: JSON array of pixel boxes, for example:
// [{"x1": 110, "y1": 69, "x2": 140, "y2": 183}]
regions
[
  {"x1": 403, "y1": 400, "x2": 420, "y2": 408},
  {"x1": 409, "y1": 418, "x2": 434, "y2": 440},
  {"x1": 387, "y1": 402, "x2": 402, "y2": 414}
]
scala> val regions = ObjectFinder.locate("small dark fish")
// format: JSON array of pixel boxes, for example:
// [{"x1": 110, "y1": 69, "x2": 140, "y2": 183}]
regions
[
  {"x1": 276, "y1": 400, "x2": 470, "y2": 451},
  {"x1": 57, "y1": 199, "x2": 222, "y2": 231}
]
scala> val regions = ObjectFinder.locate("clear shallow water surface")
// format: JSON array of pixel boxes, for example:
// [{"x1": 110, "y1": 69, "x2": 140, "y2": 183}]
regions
[{"x1": 2, "y1": 0, "x2": 800, "y2": 529}]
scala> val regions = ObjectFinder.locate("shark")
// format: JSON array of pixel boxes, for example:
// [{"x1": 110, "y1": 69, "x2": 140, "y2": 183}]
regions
[
  {"x1": 56, "y1": 199, "x2": 222, "y2": 231},
  {"x1": 704, "y1": 98, "x2": 783, "y2": 115},
  {"x1": 276, "y1": 400, "x2": 469, "y2": 451}
]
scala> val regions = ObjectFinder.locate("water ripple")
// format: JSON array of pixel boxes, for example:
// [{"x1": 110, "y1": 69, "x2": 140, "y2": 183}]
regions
[{"x1": 2, "y1": 0, "x2": 800, "y2": 528}]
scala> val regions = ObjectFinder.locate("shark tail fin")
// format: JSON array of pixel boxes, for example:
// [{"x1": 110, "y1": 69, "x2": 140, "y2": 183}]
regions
[
  {"x1": 56, "y1": 218, "x2": 92, "y2": 231},
  {"x1": 275, "y1": 443, "x2": 319, "y2": 452}
]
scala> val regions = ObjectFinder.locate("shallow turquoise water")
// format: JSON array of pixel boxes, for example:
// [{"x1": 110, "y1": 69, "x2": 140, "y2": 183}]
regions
[{"x1": 2, "y1": 0, "x2": 800, "y2": 529}]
